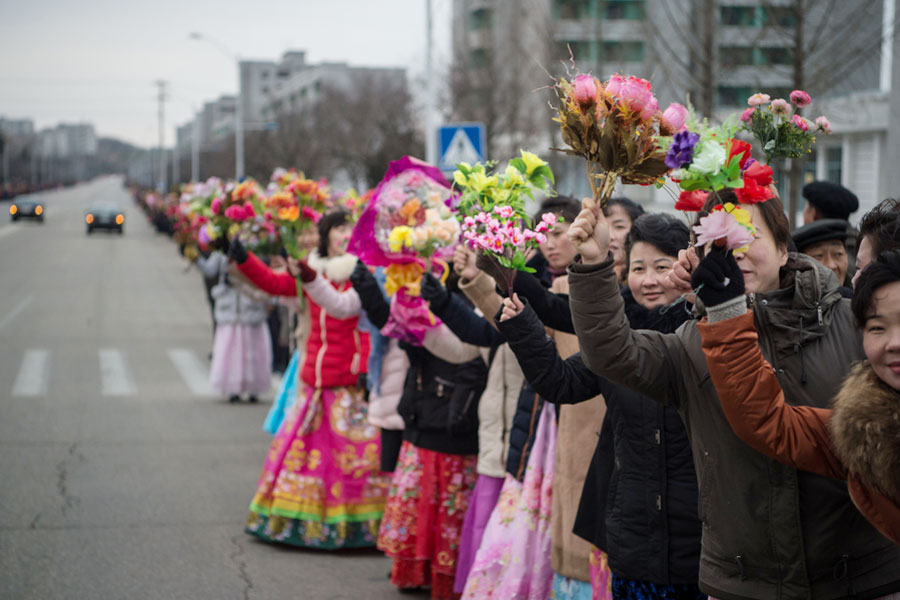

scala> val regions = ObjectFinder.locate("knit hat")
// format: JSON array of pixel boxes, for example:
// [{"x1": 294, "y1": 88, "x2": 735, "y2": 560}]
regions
[
  {"x1": 802, "y1": 181, "x2": 859, "y2": 221},
  {"x1": 792, "y1": 219, "x2": 849, "y2": 252}
]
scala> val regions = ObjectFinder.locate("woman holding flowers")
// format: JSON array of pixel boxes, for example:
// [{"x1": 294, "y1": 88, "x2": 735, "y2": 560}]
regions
[
  {"x1": 196, "y1": 249, "x2": 273, "y2": 403},
  {"x1": 234, "y1": 208, "x2": 390, "y2": 550},
  {"x1": 496, "y1": 212, "x2": 703, "y2": 600},
  {"x1": 693, "y1": 245, "x2": 900, "y2": 545},
  {"x1": 566, "y1": 188, "x2": 900, "y2": 599}
]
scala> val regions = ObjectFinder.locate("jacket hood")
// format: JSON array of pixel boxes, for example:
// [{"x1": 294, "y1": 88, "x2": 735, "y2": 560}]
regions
[
  {"x1": 307, "y1": 250, "x2": 357, "y2": 284},
  {"x1": 753, "y1": 253, "x2": 844, "y2": 357},
  {"x1": 830, "y1": 362, "x2": 900, "y2": 505}
]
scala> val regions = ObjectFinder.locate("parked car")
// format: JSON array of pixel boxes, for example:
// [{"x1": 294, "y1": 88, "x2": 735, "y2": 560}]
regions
[
  {"x1": 86, "y1": 202, "x2": 124, "y2": 234},
  {"x1": 9, "y1": 199, "x2": 44, "y2": 222}
]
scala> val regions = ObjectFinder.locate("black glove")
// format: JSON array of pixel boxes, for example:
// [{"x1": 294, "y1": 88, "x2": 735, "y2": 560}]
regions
[
  {"x1": 228, "y1": 238, "x2": 248, "y2": 264},
  {"x1": 419, "y1": 272, "x2": 450, "y2": 310},
  {"x1": 691, "y1": 244, "x2": 745, "y2": 307},
  {"x1": 350, "y1": 259, "x2": 371, "y2": 288},
  {"x1": 350, "y1": 260, "x2": 390, "y2": 329}
]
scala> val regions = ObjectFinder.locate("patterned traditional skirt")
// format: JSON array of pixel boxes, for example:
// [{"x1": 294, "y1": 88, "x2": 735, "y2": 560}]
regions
[
  {"x1": 377, "y1": 441, "x2": 478, "y2": 599},
  {"x1": 462, "y1": 405, "x2": 557, "y2": 600},
  {"x1": 246, "y1": 384, "x2": 391, "y2": 549},
  {"x1": 209, "y1": 322, "x2": 272, "y2": 396},
  {"x1": 589, "y1": 547, "x2": 613, "y2": 600}
]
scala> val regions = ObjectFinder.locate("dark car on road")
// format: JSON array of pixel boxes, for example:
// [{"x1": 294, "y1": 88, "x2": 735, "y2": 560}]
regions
[
  {"x1": 86, "y1": 202, "x2": 125, "y2": 235},
  {"x1": 9, "y1": 198, "x2": 45, "y2": 222}
]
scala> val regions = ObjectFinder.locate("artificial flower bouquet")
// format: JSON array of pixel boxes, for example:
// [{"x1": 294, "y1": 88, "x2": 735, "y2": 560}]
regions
[
  {"x1": 553, "y1": 71, "x2": 683, "y2": 207},
  {"x1": 348, "y1": 156, "x2": 457, "y2": 345},
  {"x1": 263, "y1": 170, "x2": 330, "y2": 259},
  {"x1": 453, "y1": 150, "x2": 556, "y2": 295},
  {"x1": 740, "y1": 90, "x2": 831, "y2": 162}
]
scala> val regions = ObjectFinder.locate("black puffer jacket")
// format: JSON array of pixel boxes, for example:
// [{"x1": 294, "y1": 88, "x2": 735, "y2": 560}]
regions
[
  {"x1": 397, "y1": 344, "x2": 484, "y2": 456},
  {"x1": 497, "y1": 290, "x2": 702, "y2": 584},
  {"x1": 352, "y1": 262, "x2": 485, "y2": 456}
]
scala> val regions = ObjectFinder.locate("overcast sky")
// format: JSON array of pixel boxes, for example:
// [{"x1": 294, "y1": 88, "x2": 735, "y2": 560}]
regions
[{"x1": 0, "y1": 0, "x2": 453, "y2": 147}]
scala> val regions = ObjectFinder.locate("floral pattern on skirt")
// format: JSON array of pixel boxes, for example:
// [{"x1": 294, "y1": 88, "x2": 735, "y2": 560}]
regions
[
  {"x1": 590, "y1": 547, "x2": 613, "y2": 600},
  {"x1": 377, "y1": 441, "x2": 478, "y2": 599},
  {"x1": 552, "y1": 572, "x2": 594, "y2": 600},
  {"x1": 462, "y1": 405, "x2": 557, "y2": 600},
  {"x1": 246, "y1": 385, "x2": 391, "y2": 549}
]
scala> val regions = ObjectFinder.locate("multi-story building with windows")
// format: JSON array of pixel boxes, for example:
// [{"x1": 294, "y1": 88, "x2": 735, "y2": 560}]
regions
[{"x1": 452, "y1": 0, "x2": 891, "y2": 216}]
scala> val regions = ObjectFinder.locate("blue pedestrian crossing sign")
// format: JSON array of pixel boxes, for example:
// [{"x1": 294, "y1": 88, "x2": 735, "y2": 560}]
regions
[{"x1": 438, "y1": 122, "x2": 485, "y2": 172}]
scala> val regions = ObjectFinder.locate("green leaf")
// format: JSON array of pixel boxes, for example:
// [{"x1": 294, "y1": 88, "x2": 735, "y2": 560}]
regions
[
  {"x1": 509, "y1": 157, "x2": 527, "y2": 174},
  {"x1": 520, "y1": 266, "x2": 537, "y2": 273},
  {"x1": 533, "y1": 164, "x2": 555, "y2": 183}
]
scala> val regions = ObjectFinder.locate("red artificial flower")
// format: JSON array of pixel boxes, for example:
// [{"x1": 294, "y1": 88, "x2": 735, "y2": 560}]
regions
[
  {"x1": 727, "y1": 139, "x2": 753, "y2": 170},
  {"x1": 735, "y1": 178, "x2": 775, "y2": 204},
  {"x1": 675, "y1": 189, "x2": 709, "y2": 211},
  {"x1": 744, "y1": 161, "x2": 774, "y2": 187}
]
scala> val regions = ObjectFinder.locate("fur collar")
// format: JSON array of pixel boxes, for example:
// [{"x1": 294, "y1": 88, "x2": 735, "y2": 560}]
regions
[
  {"x1": 830, "y1": 362, "x2": 900, "y2": 504},
  {"x1": 306, "y1": 250, "x2": 357, "y2": 284}
]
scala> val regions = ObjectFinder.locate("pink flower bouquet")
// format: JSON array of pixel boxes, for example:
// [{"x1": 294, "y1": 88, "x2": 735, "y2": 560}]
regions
[
  {"x1": 741, "y1": 89, "x2": 830, "y2": 162},
  {"x1": 553, "y1": 70, "x2": 678, "y2": 208},
  {"x1": 453, "y1": 151, "x2": 557, "y2": 295}
]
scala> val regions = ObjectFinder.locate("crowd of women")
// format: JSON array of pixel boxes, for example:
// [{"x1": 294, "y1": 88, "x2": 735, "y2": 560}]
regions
[{"x1": 168, "y1": 174, "x2": 900, "y2": 600}]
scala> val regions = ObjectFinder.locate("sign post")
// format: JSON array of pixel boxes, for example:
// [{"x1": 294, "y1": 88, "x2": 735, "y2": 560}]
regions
[{"x1": 438, "y1": 122, "x2": 486, "y2": 174}]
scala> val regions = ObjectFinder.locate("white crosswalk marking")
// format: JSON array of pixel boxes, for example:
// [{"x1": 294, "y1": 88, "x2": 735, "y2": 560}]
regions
[
  {"x1": 99, "y1": 349, "x2": 136, "y2": 396},
  {"x1": 167, "y1": 349, "x2": 215, "y2": 396},
  {"x1": 12, "y1": 349, "x2": 50, "y2": 396}
]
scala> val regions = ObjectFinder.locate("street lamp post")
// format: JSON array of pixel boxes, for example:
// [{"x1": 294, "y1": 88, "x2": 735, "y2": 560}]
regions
[{"x1": 189, "y1": 32, "x2": 244, "y2": 180}]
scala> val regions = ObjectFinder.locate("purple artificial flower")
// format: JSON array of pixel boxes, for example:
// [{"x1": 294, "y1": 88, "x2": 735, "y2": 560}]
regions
[{"x1": 665, "y1": 131, "x2": 701, "y2": 170}]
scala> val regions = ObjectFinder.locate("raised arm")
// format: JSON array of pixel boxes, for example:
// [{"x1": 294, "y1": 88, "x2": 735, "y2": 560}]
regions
[
  {"x1": 496, "y1": 301, "x2": 606, "y2": 404},
  {"x1": 303, "y1": 275, "x2": 361, "y2": 319},
  {"x1": 698, "y1": 310, "x2": 845, "y2": 479},
  {"x1": 349, "y1": 261, "x2": 389, "y2": 328},
  {"x1": 458, "y1": 271, "x2": 504, "y2": 332},
  {"x1": 422, "y1": 323, "x2": 483, "y2": 364},
  {"x1": 513, "y1": 272, "x2": 574, "y2": 334},
  {"x1": 422, "y1": 274, "x2": 502, "y2": 347},
  {"x1": 235, "y1": 252, "x2": 298, "y2": 297},
  {"x1": 568, "y1": 257, "x2": 683, "y2": 404}
]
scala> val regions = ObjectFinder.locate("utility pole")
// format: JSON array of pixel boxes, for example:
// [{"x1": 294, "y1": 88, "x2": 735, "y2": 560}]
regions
[
  {"x1": 235, "y1": 60, "x2": 245, "y2": 180},
  {"x1": 191, "y1": 113, "x2": 200, "y2": 182},
  {"x1": 425, "y1": 0, "x2": 437, "y2": 165},
  {"x1": 173, "y1": 132, "x2": 180, "y2": 187},
  {"x1": 155, "y1": 80, "x2": 167, "y2": 192}
]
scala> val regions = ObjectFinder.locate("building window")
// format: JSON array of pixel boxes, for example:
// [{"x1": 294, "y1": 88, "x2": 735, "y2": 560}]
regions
[
  {"x1": 604, "y1": 0, "x2": 645, "y2": 20},
  {"x1": 469, "y1": 48, "x2": 489, "y2": 68},
  {"x1": 469, "y1": 8, "x2": 492, "y2": 30},
  {"x1": 720, "y1": 46, "x2": 755, "y2": 67},
  {"x1": 603, "y1": 40, "x2": 644, "y2": 62},
  {"x1": 720, "y1": 46, "x2": 793, "y2": 67},
  {"x1": 826, "y1": 146, "x2": 842, "y2": 184},
  {"x1": 720, "y1": 5, "x2": 758, "y2": 26},
  {"x1": 764, "y1": 6, "x2": 796, "y2": 27},
  {"x1": 554, "y1": 0, "x2": 590, "y2": 19},
  {"x1": 759, "y1": 47, "x2": 793, "y2": 66}
]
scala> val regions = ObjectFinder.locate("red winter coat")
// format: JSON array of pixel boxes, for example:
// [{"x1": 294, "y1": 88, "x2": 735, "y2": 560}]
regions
[{"x1": 238, "y1": 252, "x2": 369, "y2": 389}]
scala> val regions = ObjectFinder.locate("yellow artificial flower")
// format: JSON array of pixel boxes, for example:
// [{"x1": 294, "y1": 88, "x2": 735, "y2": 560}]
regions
[
  {"x1": 453, "y1": 170, "x2": 468, "y2": 187},
  {"x1": 520, "y1": 150, "x2": 546, "y2": 177},
  {"x1": 388, "y1": 226, "x2": 413, "y2": 252},
  {"x1": 468, "y1": 171, "x2": 499, "y2": 194},
  {"x1": 504, "y1": 164, "x2": 525, "y2": 187}
]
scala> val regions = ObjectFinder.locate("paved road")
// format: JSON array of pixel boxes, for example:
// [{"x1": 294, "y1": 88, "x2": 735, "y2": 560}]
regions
[{"x1": 0, "y1": 178, "x2": 414, "y2": 599}]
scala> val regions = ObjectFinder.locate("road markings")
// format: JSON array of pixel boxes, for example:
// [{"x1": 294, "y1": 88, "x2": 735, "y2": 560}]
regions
[
  {"x1": 0, "y1": 226, "x2": 18, "y2": 242},
  {"x1": 167, "y1": 349, "x2": 215, "y2": 396},
  {"x1": 12, "y1": 349, "x2": 51, "y2": 396},
  {"x1": 0, "y1": 294, "x2": 32, "y2": 331},
  {"x1": 99, "y1": 349, "x2": 137, "y2": 396}
]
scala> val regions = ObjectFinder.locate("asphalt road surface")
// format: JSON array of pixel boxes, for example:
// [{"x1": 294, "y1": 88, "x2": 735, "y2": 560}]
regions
[{"x1": 0, "y1": 177, "x2": 418, "y2": 599}]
